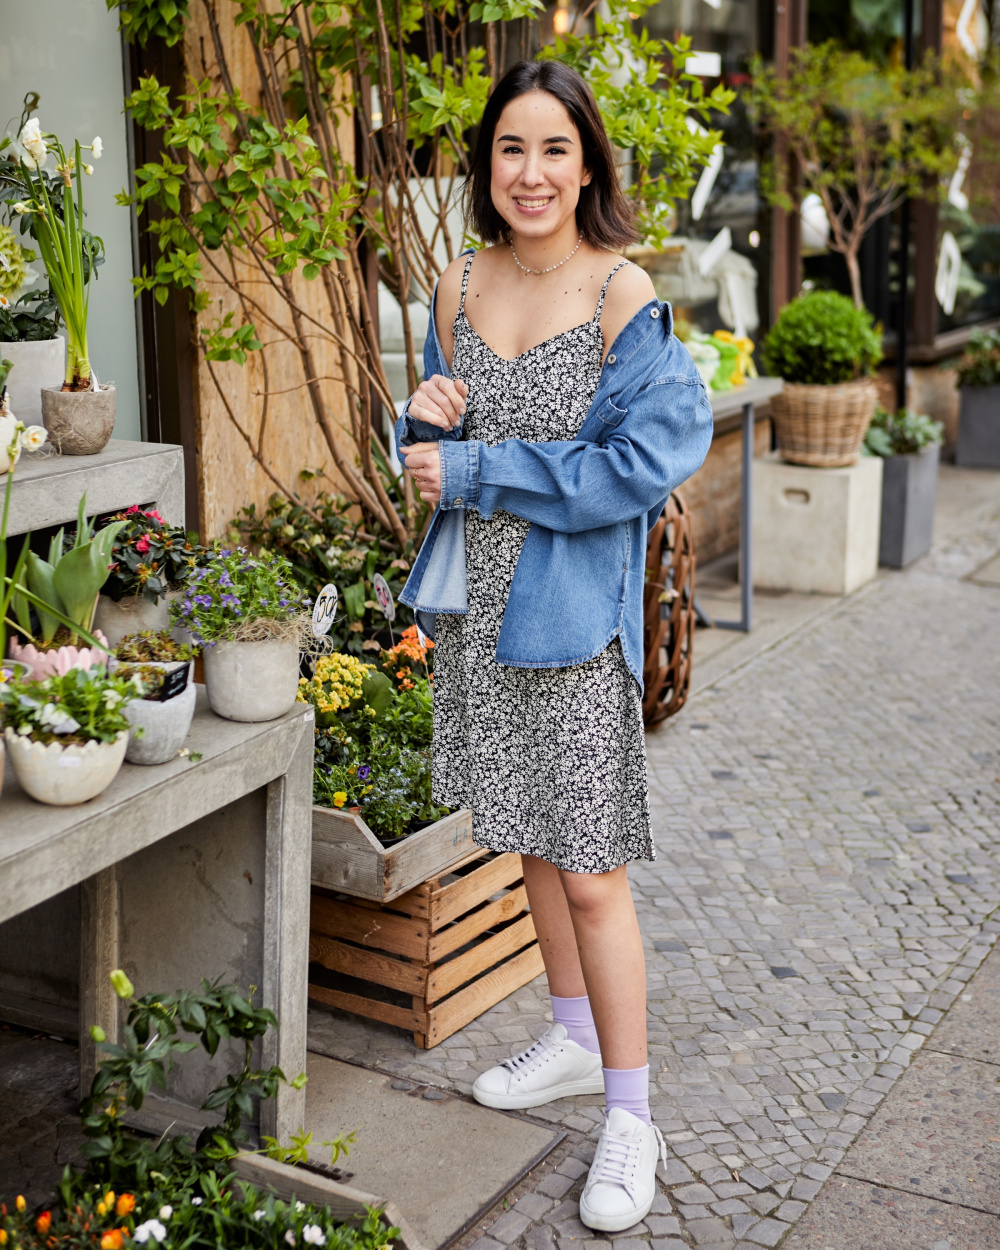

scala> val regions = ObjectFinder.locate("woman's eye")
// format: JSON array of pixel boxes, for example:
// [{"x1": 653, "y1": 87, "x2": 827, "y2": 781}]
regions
[
  {"x1": 501, "y1": 145, "x2": 522, "y2": 155},
  {"x1": 546, "y1": 147, "x2": 567, "y2": 156}
]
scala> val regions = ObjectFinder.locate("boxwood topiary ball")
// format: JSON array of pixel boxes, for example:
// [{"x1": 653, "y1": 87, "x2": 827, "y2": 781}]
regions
[{"x1": 762, "y1": 290, "x2": 883, "y2": 386}]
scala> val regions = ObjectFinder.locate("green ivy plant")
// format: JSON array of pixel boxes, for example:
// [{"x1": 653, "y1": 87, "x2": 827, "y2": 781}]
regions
[
  {"x1": 955, "y1": 328, "x2": 1000, "y2": 388},
  {"x1": 864, "y1": 406, "x2": 944, "y2": 457},
  {"x1": 762, "y1": 289, "x2": 883, "y2": 386},
  {"x1": 108, "y1": 0, "x2": 732, "y2": 550}
]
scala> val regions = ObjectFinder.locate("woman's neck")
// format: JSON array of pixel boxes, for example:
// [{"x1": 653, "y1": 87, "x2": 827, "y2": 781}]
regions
[{"x1": 507, "y1": 221, "x2": 585, "y2": 273}]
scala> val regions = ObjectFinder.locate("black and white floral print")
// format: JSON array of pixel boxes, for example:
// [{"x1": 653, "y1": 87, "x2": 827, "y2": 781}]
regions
[{"x1": 432, "y1": 255, "x2": 653, "y2": 874}]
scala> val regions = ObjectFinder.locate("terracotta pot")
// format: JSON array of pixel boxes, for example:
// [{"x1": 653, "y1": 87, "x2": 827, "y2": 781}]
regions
[
  {"x1": 8, "y1": 632, "x2": 110, "y2": 680},
  {"x1": 4, "y1": 728, "x2": 128, "y2": 805},
  {"x1": 124, "y1": 680, "x2": 196, "y2": 765},
  {"x1": 0, "y1": 337, "x2": 65, "y2": 423},
  {"x1": 94, "y1": 594, "x2": 171, "y2": 650},
  {"x1": 203, "y1": 639, "x2": 299, "y2": 722},
  {"x1": 41, "y1": 383, "x2": 116, "y2": 455}
]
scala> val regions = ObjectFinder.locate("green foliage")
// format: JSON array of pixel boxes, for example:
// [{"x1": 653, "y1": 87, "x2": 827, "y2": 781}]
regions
[
  {"x1": 0, "y1": 289, "x2": 61, "y2": 342},
  {"x1": 108, "y1": 0, "x2": 190, "y2": 47},
  {"x1": 87, "y1": 505, "x2": 207, "y2": 603},
  {"x1": 235, "y1": 491, "x2": 413, "y2": 657},
  {"x1": 748, "y1": 42, "x2": 963, "y2": 308},
  {"x1": 864, "y1": 406, "x2": 944, "y2": 456},
  {"x1": 115, "y1": 629, "x2": 199, "y2": 663},
  {"x1": 0, "y1": 666, "x2": 137, "y2": 745},
  {"x1": 762, "y1": 290, "x2": 883, "y2": 385},
  {"x1": 955, "y1": 328, "x2": 1000, "y2": 387}
]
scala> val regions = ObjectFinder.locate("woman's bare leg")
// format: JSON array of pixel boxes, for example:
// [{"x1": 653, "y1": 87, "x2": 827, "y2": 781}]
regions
[{"x1": 520, "y1": 853, "x2": 588, "y2": 997}]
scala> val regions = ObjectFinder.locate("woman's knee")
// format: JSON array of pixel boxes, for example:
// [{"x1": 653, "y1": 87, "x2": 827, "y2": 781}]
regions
[{"x1": 559, "y1": 865, "x2": 628, "y2": 917}]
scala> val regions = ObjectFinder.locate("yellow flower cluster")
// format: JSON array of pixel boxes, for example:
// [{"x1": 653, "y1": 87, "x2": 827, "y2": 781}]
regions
[{"x1": 297, "y1": 651, "x2": 374, "y2": 717}]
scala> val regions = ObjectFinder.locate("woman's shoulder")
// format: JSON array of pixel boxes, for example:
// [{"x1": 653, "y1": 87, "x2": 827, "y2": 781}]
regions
[{"x1": 599, "y1": 257, "x2": 657, "y2": 344}]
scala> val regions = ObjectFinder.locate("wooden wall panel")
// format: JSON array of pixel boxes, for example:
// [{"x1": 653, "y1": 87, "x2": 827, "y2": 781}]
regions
[{"x1": 183, "y1": 5, "x2": 357, "y2": 539}]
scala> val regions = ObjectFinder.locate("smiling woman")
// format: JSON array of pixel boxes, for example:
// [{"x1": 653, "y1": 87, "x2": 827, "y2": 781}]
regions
[{"x1": 396, "y1": 59, "x2": 713, "y2": 1235}]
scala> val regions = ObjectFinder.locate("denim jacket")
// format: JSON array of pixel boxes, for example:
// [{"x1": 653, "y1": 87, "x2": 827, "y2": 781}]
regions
[{"x1": 395, "y1": 278, "x2": 713, "y2": 691}]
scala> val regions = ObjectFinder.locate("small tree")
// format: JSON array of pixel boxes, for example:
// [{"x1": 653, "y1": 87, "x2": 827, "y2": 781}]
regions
[
  {"x1": 749, "y1": 41, "x2": 962, "y2": 309},
  {"x1": 109, "y1": 0, "x2": 732, "y2": 547}
]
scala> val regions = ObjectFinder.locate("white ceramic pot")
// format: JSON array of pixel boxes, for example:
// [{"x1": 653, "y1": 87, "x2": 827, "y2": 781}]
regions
[
  {"x1": 124, "y1": 680, "x2": 196, "y2": 765},
  {"x1": 94, "y1": 594, "x2": 171, "y2": 650},
  {"x1": 203, "y1": 639, "x2": 299, "y2": 722},
  {"x1": 0, "y1": 337, "x2": 66, "y2": 423},
  {"x1": 5, "y1": 728, "x2": 128, "y2": 805},
  {"x1": 8, "y1": 632, "x2": 110, "y2": 680}
]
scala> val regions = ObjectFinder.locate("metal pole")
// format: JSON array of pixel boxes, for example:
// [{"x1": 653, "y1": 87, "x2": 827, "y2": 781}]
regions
[
  {"x1": 740, "y1": 400, "x2": 753, "y2": 632},
  {"x1": 896, "y1": 0, "x2": 916, "y2": 413}
]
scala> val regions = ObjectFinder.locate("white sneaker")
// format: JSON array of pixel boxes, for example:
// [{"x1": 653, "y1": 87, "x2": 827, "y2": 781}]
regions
[
  {"x1": 471, "y1": 1024, "x2": 604, "y2": 1109},
  {"x1": 579, "y1": 1107, "x2": 666, "y2": 1232}
]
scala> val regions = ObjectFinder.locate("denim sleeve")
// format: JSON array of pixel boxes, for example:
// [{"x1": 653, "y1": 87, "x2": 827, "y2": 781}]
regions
[
  {"x1": 438, "y1": 376, "x2": 713, "y2": 532},
  {"x1": 395, "y1": 290, "x2": 466, "y2": 454}
]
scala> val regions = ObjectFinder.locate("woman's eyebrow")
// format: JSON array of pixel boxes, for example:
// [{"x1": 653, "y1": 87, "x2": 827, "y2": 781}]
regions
[{"x1": 495, "y1": 133, "x2": 575, "y2": 144}]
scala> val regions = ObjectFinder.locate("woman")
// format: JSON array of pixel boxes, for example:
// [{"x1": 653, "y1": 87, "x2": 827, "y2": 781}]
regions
[{"x1": 397, "y1": 59, "x2": 712, "y2": 1231}]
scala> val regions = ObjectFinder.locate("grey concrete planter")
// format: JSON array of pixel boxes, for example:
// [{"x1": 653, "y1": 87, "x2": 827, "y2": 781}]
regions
[
  {"x1": 956, "y1": 384, "x2": 1000, "y2": 468},
  {"x1": 41, "y1": 382, "x2": 116, "y2": 455},
  {"x1": 0, "y1": 337, "x2": 65, "y2": 422},
  {"x1": 878, "y1": 443, "x2": 940, "y2": 569},
  {"x1": 124, "y1": 678, "x2": 196, "y2": 765},
  {"x1": 203, "y1": 638, "x2": 299, "y2": 722},
  {"x1": 94, "y1": 592, "x2": 171, "y2": 649}
]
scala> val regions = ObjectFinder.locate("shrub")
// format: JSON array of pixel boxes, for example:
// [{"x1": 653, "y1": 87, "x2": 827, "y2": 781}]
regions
[
  {"x1": 762, "y1": 290, "x2": 883, "y2": 385},
  {"x1": 96, "y1": 506, "x2": 208, "y2": 604},
  {"x1": 864, "y1": 407, "x2": 943, "y2": 457},
  {"x1": 955, "y1": 328, "x2": 1000, "y2": 388}
]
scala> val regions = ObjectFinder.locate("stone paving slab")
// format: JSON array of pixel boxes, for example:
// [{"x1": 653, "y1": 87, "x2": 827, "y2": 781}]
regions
[
  {"x1": 780, "y1": 1176, "x2": 1000, "y2": 1250},
  {"x1": 926, "y1": 947, "x2": 1000, "y2": 1063},
  {"x1": 836, "y1": 1050, "x2": 1000, "y2": 1214}
]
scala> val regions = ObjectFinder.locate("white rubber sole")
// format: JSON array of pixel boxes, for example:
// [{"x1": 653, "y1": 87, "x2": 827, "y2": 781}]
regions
[
  {"x1": 471, "y1": 1073, "x2": 605, "y2": 1110},
  {"x1": 578, "y1": 1190, "x2": 656, "y2": 1233}
]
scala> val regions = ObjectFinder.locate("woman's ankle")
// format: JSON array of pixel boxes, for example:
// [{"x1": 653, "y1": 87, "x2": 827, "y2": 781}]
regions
[
  {"x1": 602, "y1": 1064, "x2": 651, "y2": 1124},
  {"x1": 550, "y1": 993, "x2": 601, "y2": 1054}
]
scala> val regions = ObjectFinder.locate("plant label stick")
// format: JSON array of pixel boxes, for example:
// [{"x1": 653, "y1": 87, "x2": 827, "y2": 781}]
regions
[
  {"x1": 311, "y1": 583, "x2": 338, "y2": 637},
  {"x1": 373, "y1": 572, "x2": 396, "y2": 645}
]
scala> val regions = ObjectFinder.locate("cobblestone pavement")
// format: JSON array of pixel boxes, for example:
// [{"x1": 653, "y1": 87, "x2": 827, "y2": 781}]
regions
[{"x1": 307, "y1": 496, "x2": 1000, "y2": 1249}]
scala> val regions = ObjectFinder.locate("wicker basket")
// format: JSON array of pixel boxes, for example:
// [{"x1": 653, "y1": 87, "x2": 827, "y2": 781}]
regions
[{"x1": 771, "y1": 379, "x2": 878, "y2": 467}]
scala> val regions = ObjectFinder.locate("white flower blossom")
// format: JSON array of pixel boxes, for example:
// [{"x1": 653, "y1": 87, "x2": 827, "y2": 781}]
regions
[
  {"x1": 102, "y1": 688, "x2": 122, "y2": 708},
  {"x1": 0, "y1": 295, "x2": 9, "y2": 308},
  {"x1": 190, "y1": 1197, "x2": 203, "y2": 1206},
  {"x1": 37, "y1": 702, "x2": 80, "y2": 734},
  {"x1": 11, "y1": 202, "x2": 30, "y2": 216},
  {"x1": 133, "y1": 1220, "x2": 167, "y2": 1244},
  {"x1": 83, "y1": 163, "x2": 94, "y2": 176},
  {"x1": 285, "y1": 1232, "x2": 296, "y2": 1247},
  {"x1": 91, "y1": 136, "x2": 103, "y2": 159},
  {"x1": 0, "y1": 253, "x2": 10, "y2": 273},
  {"x1": 302, "y1": 1225, "x2": 326, "y2": 1246},
  {"x1": 158, "y1": 1206, "x2": 173, "y2": 1220},
  {"x1": 295, "y1": 1202, "x2": 306, "y2": 1214},
  {"x1": 18, "y1": 118, "x2": 47, "y2": 168},
  {"x1": 20, "y1": 425, "x2": 47, "y2": 451}
]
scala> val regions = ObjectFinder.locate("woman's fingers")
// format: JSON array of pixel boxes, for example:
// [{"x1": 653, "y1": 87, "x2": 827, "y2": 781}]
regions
[
  {"x1": 399, "y1": 442, "x2": 443, "y2": 504},
  {"x1": 410, "y1": 374, "x2": 467, "y2": 429}
]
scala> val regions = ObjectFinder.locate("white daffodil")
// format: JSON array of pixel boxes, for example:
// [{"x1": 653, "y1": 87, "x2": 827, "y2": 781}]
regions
[
  {"x1": 20, "y1": 426, "x2": 47, "y2": 451},
  {"x1": 302, "y1": 1226, "x2": 326, "y2": 1246},
  {"x1": 11, "y1": 202, "x2": 30, "y2": 215},
  {"x1": 91, "y1": 136, "x2": 103, "y2": 159},
  {"x1": 133, "y1": 1219, "x2": 167, "y2": 1244},
  {"x1": 0, "y1": 295, "x2": 9, "y2": 308},
  {"x1": 83, "y1": 163, "x2": 94, "y2": 176},
  {"x1": 18, "y1": 118, "x2": 47, "y2": 168}
]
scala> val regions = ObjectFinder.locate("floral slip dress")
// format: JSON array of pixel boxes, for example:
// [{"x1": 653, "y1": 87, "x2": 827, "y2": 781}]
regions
[{"x1": 431, "y1": 253, "x2": 653, "y2": 874}]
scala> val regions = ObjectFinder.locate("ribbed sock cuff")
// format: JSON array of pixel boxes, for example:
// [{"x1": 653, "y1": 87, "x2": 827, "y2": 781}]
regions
[
  {"x1": 603, "y1": 1063, "x2": 651, "y2": 1124},
  {"x1": 550, "y1": 993, "x2": 601, "y2": 1055}
]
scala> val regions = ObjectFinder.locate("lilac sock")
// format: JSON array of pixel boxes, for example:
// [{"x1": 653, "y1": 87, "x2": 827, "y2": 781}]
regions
[
  {"x1": 603, "y1": 1064, "x2": 651, "y2": 1124},
  {"x1": 550, "y1": 994, "x2": 601, "y2": 1054}
]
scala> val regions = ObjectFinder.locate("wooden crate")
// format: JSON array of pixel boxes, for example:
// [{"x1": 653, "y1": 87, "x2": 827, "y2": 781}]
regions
[
  {"x1": 309, "y1": 850, "x2": 544, "y2": 1048},
  {"x1": 312, "y1": 805, "x2": 475, "y2": 903}
]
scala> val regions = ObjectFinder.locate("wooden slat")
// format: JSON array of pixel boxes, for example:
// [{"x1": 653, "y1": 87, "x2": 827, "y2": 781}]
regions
[
  {"x1": 311, "y1": 894, "x2": 429, "y2": 959},
  {"x1": 427, "y1": 852, "x2": 525, "y2": 929},
  {"x1": 382, "y1": 809, "x2": 477, "y2": 902},
  {"x1": 424, "y1": 944, "x2": 545, "y2": 1047},
  {"x1": 307, "y1": 981, "x2": 427, "y2": 1033},
  {"x1": 426, "y1": 913, "x2": 537, "y2": 1004},
  {"x1": 428, "y1": 884, "x2": 530, "y2": 962},
  {"x1": 386, "y1": 846, "x2": 486, "y2": 919},
  {"x1": 309, "y1": 934, "x2": 427, "y2": 996}
]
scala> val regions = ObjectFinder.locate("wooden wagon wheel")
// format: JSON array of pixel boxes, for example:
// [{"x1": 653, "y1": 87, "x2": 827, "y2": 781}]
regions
[{"x1": 642, "y1": 491, "x2": 696, "y2": 729}]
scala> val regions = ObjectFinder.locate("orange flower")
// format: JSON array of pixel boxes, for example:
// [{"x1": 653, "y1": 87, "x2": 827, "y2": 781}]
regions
[
  {"x1": 15, "y1": 1198, "x2": 26, "y2": 1214},
  {"x1": 115, "y1": 1195, "x2": 135, "y2": 1218},
  {"x1": 36, "y1": 1212, "x2": 52, "y2": 1235},
  {"x1": 1, "y1": 1228, "x2": 9, "y2": 1244},
  {"x1": 101, "y1": 1230, "x2": 124, "y2": 1250}
]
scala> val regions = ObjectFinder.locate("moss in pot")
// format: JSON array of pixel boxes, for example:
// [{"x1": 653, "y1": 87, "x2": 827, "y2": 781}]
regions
[{"x1": 170, "y1": 547, "x2": 311, "y2": 723}]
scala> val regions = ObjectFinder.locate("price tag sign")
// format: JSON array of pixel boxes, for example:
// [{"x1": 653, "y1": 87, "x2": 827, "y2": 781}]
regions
[
  {"x1": 416, "y1": 623, "x2": 429, "y2": 650},
  {"x1": 158, "y1": 662, "x2": 191, "y2": 702},
  {"x1": 373, "y1": 573, "x2": 395, "y2": 622},
  {"x1": 311, "y1": 583, "x2": 339, "y2": 637}
]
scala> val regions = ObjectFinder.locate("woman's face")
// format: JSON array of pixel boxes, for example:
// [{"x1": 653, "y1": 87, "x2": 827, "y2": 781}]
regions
[{"x1": 490, "y1": 90, "x2": 592, "y2": 239}]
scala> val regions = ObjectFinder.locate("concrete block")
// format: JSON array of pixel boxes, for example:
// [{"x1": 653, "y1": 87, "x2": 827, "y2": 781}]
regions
[
  {"x1": 879, "y1": 444, "x2": 939, "y2": 569},
  {"x1": 955, "y1": 384, "x2": 1000, "y2": 468},
  {"x1": 751, "y1": 452, "x2": 883, "y2": 595}
]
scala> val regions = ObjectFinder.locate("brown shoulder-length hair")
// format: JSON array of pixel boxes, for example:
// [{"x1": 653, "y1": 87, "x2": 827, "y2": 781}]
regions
[{"x1": 465, "y1": 60, "x2": 638, "y2": 251}]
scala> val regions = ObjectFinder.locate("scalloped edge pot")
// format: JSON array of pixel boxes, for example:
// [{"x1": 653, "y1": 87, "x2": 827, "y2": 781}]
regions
[
  {"x1": 203, "y1": 638, "x2": 299, "y2": 722},
  {"x1": 5, "y1": 728, "x2": 128, "y2": 805}
]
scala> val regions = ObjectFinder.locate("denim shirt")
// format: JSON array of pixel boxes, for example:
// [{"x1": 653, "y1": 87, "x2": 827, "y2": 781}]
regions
[{"x1": 395, "y1": 277, "x2": 714, "y2": 691}]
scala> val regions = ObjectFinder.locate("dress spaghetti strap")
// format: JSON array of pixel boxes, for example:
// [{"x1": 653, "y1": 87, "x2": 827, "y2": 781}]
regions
[
  {"x1": 457, "y1": 253, "x2": 475, "y2": 319},
  {"x1": 594, "y1": 260, "x2": 631, "y2": 323}
]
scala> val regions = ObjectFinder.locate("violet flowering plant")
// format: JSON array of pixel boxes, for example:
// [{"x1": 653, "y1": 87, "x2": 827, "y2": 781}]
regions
[{"x1": 168, "y1": 547, "x2": 311, "y2": 646}]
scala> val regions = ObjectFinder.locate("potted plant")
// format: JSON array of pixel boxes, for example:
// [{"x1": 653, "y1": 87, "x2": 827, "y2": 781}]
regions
[
  {"x1": 0, "y1": 394, "x2": 50, "y2": 681},
  {"x1": 0, "y1": 665, "x2": 136, "y2": 805},
  {"x1": 115, "y1": 658, "x2": 197, "y2": 766},
  {"x1": 5, "y1": 110, "x2": 112, "y2": 453},
  {"x1": 0, "y1": 217, "x2": 65, "y2": 422},
  {"x1": 8, "y1": 493, "x2": 123, "y2": 678},
  {"x1": 762, "y1": 290, "x2": 883, "y2": 466},
  {"x1": 170, "y1": 547, "x2": 310, "y2": 722},
  {"x1": 115, "y1": 628, "x2": 198, "y2": 670},
  {"x1": 864, "y1": 407, "x2": 944, "y2": 568},
  {"x1": 955, "y1": 328, "x2": 1000, "y2": 468},
  {"x1": 92, "y1": 505, "x2": 207, "y2": 645}
]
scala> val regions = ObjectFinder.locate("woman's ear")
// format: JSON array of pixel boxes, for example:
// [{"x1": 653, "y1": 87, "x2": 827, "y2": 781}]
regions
[{"x1": 581, "y1": 165, "x2": 593, "y2": 188}]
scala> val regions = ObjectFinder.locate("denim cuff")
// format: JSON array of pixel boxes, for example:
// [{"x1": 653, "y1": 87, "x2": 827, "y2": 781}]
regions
[{"x1": 439, "y1": 440, "x2": 480, "y2": 510}]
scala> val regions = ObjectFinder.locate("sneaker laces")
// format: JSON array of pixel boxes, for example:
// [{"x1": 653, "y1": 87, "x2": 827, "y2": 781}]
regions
[
  {"x1": 589, "y1": 1121, "x2": 667, "y2": 1201},
  {"x1": 503, "y1": 1032, "x2": 561, "y2": 1076}
]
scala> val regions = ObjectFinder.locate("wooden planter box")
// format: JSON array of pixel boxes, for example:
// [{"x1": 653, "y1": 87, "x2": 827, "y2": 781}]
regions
[
  {"x1": 312, "y1": 805, "x2": 475, "y2": 903},
  {"x1": 308, "y1": 850, "x2": 543, "y2": 1048}
]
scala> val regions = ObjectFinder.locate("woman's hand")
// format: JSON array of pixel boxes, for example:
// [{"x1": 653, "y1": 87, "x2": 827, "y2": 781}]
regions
[
  {"x1": 400, "y1": 442, "x2": 442, "y2": 504},
  {"x1": 407, "y1": 374, "x2": 469, "y2": 431}
]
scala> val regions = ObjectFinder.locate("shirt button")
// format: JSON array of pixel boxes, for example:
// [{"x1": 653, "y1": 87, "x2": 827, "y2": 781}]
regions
[
  {"x1": 650, "y1": 308, "x2": 660, "y2": 319},
  {"x1": 453, "y1": 496, "x2": 463, "y2": 505},
  {"x1": 607, "y1": 353, "x2": 617, "y2": 364}
]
